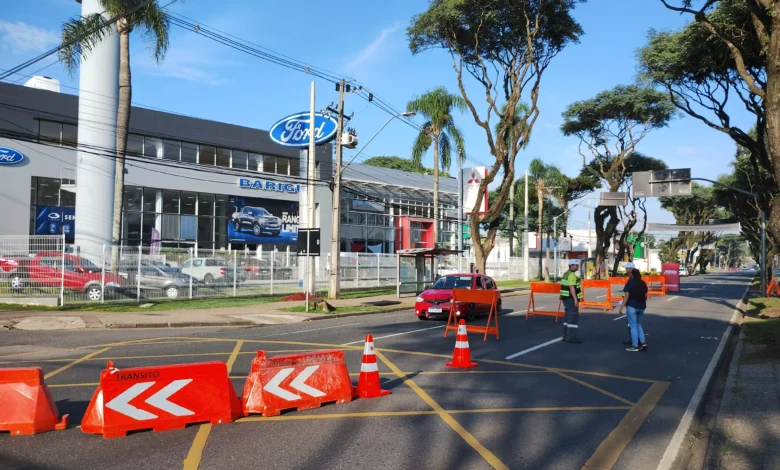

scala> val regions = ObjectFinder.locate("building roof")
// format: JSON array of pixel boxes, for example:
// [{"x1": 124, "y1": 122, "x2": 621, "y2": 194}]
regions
[{"x1": 342, "y1": 163, "x2": 459, "y2": 194}]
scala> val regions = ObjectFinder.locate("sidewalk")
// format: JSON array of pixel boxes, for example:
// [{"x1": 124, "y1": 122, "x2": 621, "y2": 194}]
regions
[
  {"x1": 705, "y1": 325, "x2": 780, "y2": 469},
  {"x1": 0, "y1": 287, "x2": 529, "y2": 331}
]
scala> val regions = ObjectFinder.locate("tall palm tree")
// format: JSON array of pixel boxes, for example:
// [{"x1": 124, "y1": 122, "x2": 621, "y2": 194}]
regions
[
  {"x1": 59, "y1": 0, "x2": 170, "y2": 272},
  {"x1": 528, "y1": 158, "x2": 567, "y2": 280},
  {"x1": 407, "y1": 87, "x2": 467, "y2": 251}
]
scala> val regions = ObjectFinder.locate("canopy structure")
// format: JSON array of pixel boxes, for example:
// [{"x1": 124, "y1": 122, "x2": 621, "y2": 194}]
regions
[{"x1": 646, "y1": 222, "x2": 741, "y2": 233}]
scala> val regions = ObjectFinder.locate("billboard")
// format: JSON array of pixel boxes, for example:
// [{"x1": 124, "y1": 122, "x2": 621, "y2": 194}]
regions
[
  {"x1": 462, "y1": 167, "x2": 488, "y2": 215},
  {"x1": 227, "y1": 195, "x2": 299, "y2": 245},
  {"x1": 34, "y1": 206, "x2": 75, "y2": 243}
]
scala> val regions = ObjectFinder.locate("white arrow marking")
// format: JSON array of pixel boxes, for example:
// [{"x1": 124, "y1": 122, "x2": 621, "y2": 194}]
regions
[
  {"x1": 106, "y1": 382, "x2": 158, "y2": 421},
  {"x1": 264, "y1": 368, "x2": 301, "y2": 401},
  {"x1": 146, "y1": 379, "x2": 194, "y2": 416},
  {"x1": 289, "y1": 365, "x2": 325, "y2": 397}
]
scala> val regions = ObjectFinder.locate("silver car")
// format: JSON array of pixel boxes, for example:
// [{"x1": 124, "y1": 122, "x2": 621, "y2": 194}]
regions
[{"x1": 138, "y1": 264, "x2": 195, "y2": 298}]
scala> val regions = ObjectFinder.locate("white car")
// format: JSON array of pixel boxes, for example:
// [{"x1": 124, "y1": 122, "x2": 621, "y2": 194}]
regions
[
  {"x1": 180, "y1": 257, "x2": 244, "y2": 285},
  {"x1": 679, "y1": 265, "x2": 689, "y2": 277}
]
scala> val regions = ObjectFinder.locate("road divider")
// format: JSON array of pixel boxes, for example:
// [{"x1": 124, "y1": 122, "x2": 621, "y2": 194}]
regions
[
  {"x1": 647, "y1": 275, "x2": 667, "y2": 298},
  {"x1": 526, "y1": 282, "x2": 563, "y2": 322},
  {"x1": 81, "y1": 360, "x2": 240, "y2": 438},
  {"x1": 446, "y1": 320, "x2": 478, "y2": 368},
  {"x1": 445, "y1": 289, "x2": 500, "y2": 341},
  {"x1": 609, "y1": 277, "x2": 628, "y2": 306},
  {"x1": 242, "y1": 349, "x2": 354, "y2": 417},
  {"x1": 579, "y1": 280, "x2": 613, "y2": 311},
  {"x1": 0, "y1": 367, "x2": 69, "y2": 435}
]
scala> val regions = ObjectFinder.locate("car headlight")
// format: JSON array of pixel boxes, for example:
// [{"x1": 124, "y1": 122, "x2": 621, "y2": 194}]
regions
[
  {"x1": 416, "y1": 295, "x2": 424, "y2": 303},
  {"x1": 105, "y1": 282, "x2": 120, "y2": 288}
]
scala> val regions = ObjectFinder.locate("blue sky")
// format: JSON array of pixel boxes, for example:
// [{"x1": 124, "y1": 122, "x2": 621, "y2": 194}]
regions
[{"x1": 0, "y1": 0, "x2": 754, "y2": 234}]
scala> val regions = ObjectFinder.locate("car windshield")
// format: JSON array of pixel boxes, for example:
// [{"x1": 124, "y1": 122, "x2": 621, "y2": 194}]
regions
[
  {"x1": 159, "y1": 266, "x2": 179, "y2": 274},
  {"x1": 431, "y1": 276, "x2": 473, "y2": 290},
  {"x1": 79, "y1": 258, "x2": 100, "y2": 271}
]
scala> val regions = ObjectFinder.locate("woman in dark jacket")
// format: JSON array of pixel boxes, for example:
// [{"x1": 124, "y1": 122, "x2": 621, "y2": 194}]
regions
[{"x1": 618, "y1": 268, "x2": 648, "y2": 352}]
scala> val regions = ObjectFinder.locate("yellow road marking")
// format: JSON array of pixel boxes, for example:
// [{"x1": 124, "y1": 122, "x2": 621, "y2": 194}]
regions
[
  {"x1": 48, "y1": 382, "x2": 99, "y2": 388},
  {"x1": 556, "y1": 372, "x2": 635, "y2": 406},
  {"x1": 0, "y1": 348, "x2": 62, "y2": 359},
  {"x1": 183, "y1": 340, "x2": 243, "y2": 470},
  {"x1": 44, "y1": 347, "x2": 112, "y2": 380},
  {"x1": 583, "y1": 381, "x2": 670, "y2": 470},
  {"x1": 375, "y1": 351, "x2": 509, "y2": 470},
  {"x1": 449, "y1": 406, "x2": 631, "y2": 414}
]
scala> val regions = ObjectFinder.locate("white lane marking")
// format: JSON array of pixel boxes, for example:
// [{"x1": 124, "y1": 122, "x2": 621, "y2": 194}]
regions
[
  {"x1": 146, "y1": 379, "x2": 194, "y2": 416},
  {"x1": 341, "y1": 325, "x2": 445, "y2": 345},
  {"x1": 666, "y1": 295, "x2": 679, "y2": 301},
  {"x1": 289, "y1": 365, "x2": 326, "y2": 397},
  {"x1": 507, "y1": 309, "x2": 528, "y2": 316},
  {"x1": 596, "y1": 294, "x2": 607, "y2": 298},
  {"x1": 612, "y1": 315, "x2": 627, "y2": 321},
  {"x1": 505, "y1": 338, "x2": 563, "y2": 360},
  {"x1": 263, "y1": 323, "x2": 361, "y2": 338}
]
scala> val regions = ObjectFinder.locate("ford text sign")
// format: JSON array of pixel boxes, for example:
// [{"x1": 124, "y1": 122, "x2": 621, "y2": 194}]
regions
[
  {"x1": 0, "y1": 147, "x2": 24, "y2": 165},
  {"x1": 269, "y1": 112, "x2": 337, "y2": 148}
]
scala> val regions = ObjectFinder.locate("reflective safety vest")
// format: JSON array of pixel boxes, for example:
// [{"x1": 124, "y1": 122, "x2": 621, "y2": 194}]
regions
[{"x1": 560, "y1": 271, "x2": 583, "y2": 300}]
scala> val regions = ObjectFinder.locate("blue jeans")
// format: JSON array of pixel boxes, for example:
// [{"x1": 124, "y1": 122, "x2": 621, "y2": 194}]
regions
[{"x1": 626, "y1": 306, "x2": 646, "y2": 347}]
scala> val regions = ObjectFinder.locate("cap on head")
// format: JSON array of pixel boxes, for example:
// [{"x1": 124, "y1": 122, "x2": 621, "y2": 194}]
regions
[
  {"x1": 624, "y1": 262, "x2": 636, "y2": 270},
  {"x1": 568, "y1": 259, "x2": 580, "y2": 267}
]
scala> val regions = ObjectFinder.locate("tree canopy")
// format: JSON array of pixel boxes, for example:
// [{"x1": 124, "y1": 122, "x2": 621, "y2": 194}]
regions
[{"x1": 362, "y1": 156, "x2": 450, "y2": 177}]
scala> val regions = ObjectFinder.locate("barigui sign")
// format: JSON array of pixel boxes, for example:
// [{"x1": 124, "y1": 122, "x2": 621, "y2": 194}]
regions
[{"x1": 239, "y1": 178, "x2": 300, "y2": 194}]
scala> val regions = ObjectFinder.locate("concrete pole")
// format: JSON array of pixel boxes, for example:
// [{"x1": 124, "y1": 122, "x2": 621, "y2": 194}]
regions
[
  {"x1": 328, "y1": 79, "x2": 345, "y2": 299},
  {"x1": 509, "y1": 179, "x2": 515, "y2": 257},
  {"x1": 307, "y1": 81, "x2": 316, "y2": 294},
  {"x1": 587, "y1": 199, "x2": 592, "y2": 258},
  {"x1": 458, "y1": 165, "x2": 463, "y2": 273},
  {"x1": 523, "y1": 170, "x2": 529, "y2": 282}
]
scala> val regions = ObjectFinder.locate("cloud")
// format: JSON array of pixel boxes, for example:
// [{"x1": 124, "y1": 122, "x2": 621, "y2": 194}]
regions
[
  {"x1": 346, "y1": 24, "x2": 401, "y2": 71},
  {"x1": 135, "y1": 46, "x2": 238, "y2": 86},
  {"x1": 0, "y1": 21, "x2": 60, "y2": 54}
]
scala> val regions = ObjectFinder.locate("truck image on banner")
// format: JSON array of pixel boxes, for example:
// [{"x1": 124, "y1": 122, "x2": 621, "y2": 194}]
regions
[{"x1": 227, "y1": 196, "x2": 299, "y2": 245}]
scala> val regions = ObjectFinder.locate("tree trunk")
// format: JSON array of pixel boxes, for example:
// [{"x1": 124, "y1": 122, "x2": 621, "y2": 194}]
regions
[
  {"x1": 544, "y1": 197, "x2": 551, "y2": 281},
  {"x1": 767, "y1": 9, "x2": 780, "y2": 270},
  {"x1": 537, "y1": 187, "x2": 544, "y2": 279},
  {"x1": 432, "y1": 134, "x2": 439, "y2": 276},
  {"x1": 110, "y1": 29, "x2": 131, "y2": 274}
]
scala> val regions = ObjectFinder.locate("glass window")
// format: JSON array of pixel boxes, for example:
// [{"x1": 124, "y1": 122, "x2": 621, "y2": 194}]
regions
[
  {"x1": 248, "y1": 153, "x2": 262, "y2": 172},
  {"x1": 142, "y1": 213, "x2": 157, "y2": 242},
  {"x1": 276, "y1": 157, "x2": 289, "y2": 175},
  {"x1": 62, "y1": 123, "x2": 77, "y2": 148},
  {"x1": 180, "y1": 215, "x2": 197, "y2": 240},
  {"x1": 264, "y1": 155, "x2": 276, "y2": 174},
  {"x1": 180, "y1": 191, "x2": 197, "y2": 215},
  {"x1": 144, "y1": 136, "x2": 163, "y2": 158},
  {"x1": 60, "y1": 184, "x2": 75, "y2": 207},
  {"x1": 124, "y1": 186, "x2": 143, "y2": 211},
  {"x1": 161, "y1": 213, "x2": 180, "y2": 239},
  {"x1": 216, "y1": 148, "x2": 231, "y2": 168},
  {"x1": 36, "y1": 177, "x2": 60, "y2": 206},
  {"x1": 289, "y1": 159, "x2": 300, "y2": 176},
  {"x1": 181, "y1": 141, "x2": 197, "y2": 164},
  {"x1": 215, "y1": 217, "x2": 228, "y2": 248},
  {"x1": 143, "y1": 188, "x2": 157, "y2": 212},
  {"x1": 198, "y1": 193, "x2": 214, "y2": 216},
  {"x1": 30, "y1": 178, "x2": 36, "y2": 205},
  {"x1": 162, "y1": 190, "x2": 179, "y2": 214},
  {"x1": 198, "y1": 216, "x2": 213, "y2": 245},
  {"x1": 199, "y1": 145, "x2": 216, "y2": 166},
  {"x1": 127, "y1": 134, "x2": 144, "y2": 156},
  {"x1": 163, "y1": 140, "x2": 180, "y2": 161},
  {"x1": 232, "y1": 150, "x2": 248, "y2": 170},
  {"x1": 193, "y1": 259, "x2": 203, "y2": 267},
  {"x1": 39, "y1": 120, "x2": 61, "y2": 144},
  {"x1": 215, "y1": 195, "x2": 228, "y2": 217},
  {"x1": 181, "y1": 260, "x2": 191, "y2": 269},
  {"x1": 123, "y1": 212, "x2": 142, "y2": 242}
]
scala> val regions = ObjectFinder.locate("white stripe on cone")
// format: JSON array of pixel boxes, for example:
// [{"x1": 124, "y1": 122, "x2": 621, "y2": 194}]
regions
[
  {"x1": 363, "y1": 341, "x2": 375, "y2": 355},
  {"x1": 457, "y1": 324, "x2": 467, "y2": 335},
  {"x1": 455, "y1": 341, "x2": 470, "y2": 348},
  {"x1": 360, "y1": 362, "x2": 379, "y2": 373}
]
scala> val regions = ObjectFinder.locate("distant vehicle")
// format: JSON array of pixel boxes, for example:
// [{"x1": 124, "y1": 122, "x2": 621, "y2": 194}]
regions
[
  {"x1": 232, "y1": 206, "x2": 281, "y2": 237},
  {"x1": 24, "y1": 252, "x2": 123, "y2": 301},
  {"x1": 241, "y1": 259, "x2": 293, "y2": 280},
  {"x1": 136, "y1": 263, "x2": 197, "y2": 298},
  {"x1": 679, "y1": 265, "x2": 689, "y2": 277},
  {"x1": 0, "y1": 257, "x2": 27, "y2": 290},
  {"x1": 415, "y1": 273, "x2": 501, "y2": 321},
  {"x1": 180, "y1": 257, "x2": 244, "y2": 285}
]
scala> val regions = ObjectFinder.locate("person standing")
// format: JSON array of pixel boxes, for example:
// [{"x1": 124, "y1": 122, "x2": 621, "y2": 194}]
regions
[
  {"x1": 560, "y1": 259, "x2": 583, "y2": 344},
  {"x1": 619, "y1": 267, "x2": 648, "y2": 352},
  {"x1": 621, "y1": 262, "x2": 636, "y2": 345}
]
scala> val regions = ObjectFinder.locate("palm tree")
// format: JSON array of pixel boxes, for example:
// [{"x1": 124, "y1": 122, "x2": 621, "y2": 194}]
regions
[
  {"x1": 527, "y1": 158, "x2": 567, "y2": 280},
  {"x1": 407, "y1": 87, "x2": 467, "y2": 252},
  {"x1": 59, "y1": 0, "x2": 170, "y2": 272}
]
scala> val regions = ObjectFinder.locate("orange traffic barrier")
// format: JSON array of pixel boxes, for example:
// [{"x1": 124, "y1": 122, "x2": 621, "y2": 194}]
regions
[
  {"x1": 0, "y1": 367, "x2": 68, "y2": 435},
  {"x1": 766, "y1": 277, "x2": 780, "y2": 296},
  {"x1": 579, "y1": 279, "x2": 613, "y2": 311},
  {"x1": 242, "y1": 349, "x2": 354, "y2": 417},
  {"x1": 446, "y1": 320, "x2": 478, "y2": 368},
  {"x1": 355, "y1": 335, "x2": 391, "y2": 398},
  {"x1": 609, "y1": 277, "x2": 629, "y2": 305},
  {"x1": 82, "y1": 360, "x2": 240, "y2": 438},
  {"x1": 444, "y1": 288, "x2": 499, "y2": 341},
  {"x1": 647, "y1": 275, "x2": 667, "y2": 298},
  {"x1": 525, "y1": 282, "x2": 564, "y2": 322}
]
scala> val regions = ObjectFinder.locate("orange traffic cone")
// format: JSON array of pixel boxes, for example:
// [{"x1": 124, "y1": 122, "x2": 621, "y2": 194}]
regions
[
  {"x1": 446, "y1": 320, "x2": 478, "y2": 368},
  {"x1": 354, "y1": 334, "x2": 390, "y2": 398}
]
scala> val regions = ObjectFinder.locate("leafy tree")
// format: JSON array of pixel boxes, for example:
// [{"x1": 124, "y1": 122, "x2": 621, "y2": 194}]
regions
[
  {"x1": 717, "y1": 234, "x2": 747, "y2": 268},
  {"x1": 59, "y1": 0, "x2": 170, "y2": 272},
  {"x1": 408, "y1": 0, "x2": 584, "y2": 273},
  {"x1": 527, "y1": 159, "x2": 568, "y2": 279},
  {"x1": 362, "y1": 155, "x2": 451, "y2": 176},
  {"x1": 562, "y1": 85, "x2": 675, "y2": 277},
  {"x1": 407, "y1": 87, "x2": 467, "y2": 249}
]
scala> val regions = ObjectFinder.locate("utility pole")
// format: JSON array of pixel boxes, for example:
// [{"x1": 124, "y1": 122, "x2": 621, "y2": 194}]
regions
[
  {"x1": 509, "y1": 180, "x2": 515, "y2": 257},
  {"x1": 458, "y1": 164, "x2": 463, "y2": 272},
  {"x1": 307, "y1": 81, "x2": 316, "y2": 295},
  {"x1": 523, "y1": 170, "x2": 529, "y2": 282},
  {"x1": 328, "y1": 79, "x2": 346, "y2": 300},
  {"x1": 587, "y1": 199, "x2": 592, "y2": 258}
]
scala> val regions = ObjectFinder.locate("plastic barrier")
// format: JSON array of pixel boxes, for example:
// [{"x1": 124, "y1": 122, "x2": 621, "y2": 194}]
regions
[
  {"x1": 579, "y1": 279, "x2": 613, "y2": 311},
  {"x1": 609, "y1": 277, "x2": 629, "y2": 306},
  {"x1": 647, "y1": 275, "x2": 667, "y2": 298},
  {"x1": 82, "y1": 360, "x2": 240, "y2": 438},
  {"x1": 525, "y1": 282, "x2": 563, "y2": 322},
  {"x1": 242, "y1": 350, "x2": 353, "y2": 417},
  {"x1": 0, "y1": 367, "x2": 68, "y2": 435},
  {"x1": 767, "y1": 277, "x2": 780, "y2": 297},
  {"x1": 444, "y1": 289, "x2": 499, "y2": 341}
]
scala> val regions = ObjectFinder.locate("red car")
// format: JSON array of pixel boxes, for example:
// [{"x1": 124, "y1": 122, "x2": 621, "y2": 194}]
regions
[
  {"x1": 26, "y1": 252, "x2": 125, "y2": 301},
  {"x1": 415, "y1": 273, "x2": 502, "y2": 321}
]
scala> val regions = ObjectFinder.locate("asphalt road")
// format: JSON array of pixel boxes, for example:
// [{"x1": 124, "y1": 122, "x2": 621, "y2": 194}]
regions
[{"x1": 0, "y1": 272, "x2": 750, "y2": 470}]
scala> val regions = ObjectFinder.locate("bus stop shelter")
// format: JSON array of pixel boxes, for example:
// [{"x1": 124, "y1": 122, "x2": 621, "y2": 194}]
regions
[{"x1": 396, "y1": 247, "x2": 462, "y2": 298}]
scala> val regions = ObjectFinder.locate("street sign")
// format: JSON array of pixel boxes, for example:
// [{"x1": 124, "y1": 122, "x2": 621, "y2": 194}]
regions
[
  {"x1": 631, "y1": 168, "x2": 692, "y2": 197},
  {"x1": 297, "y1": 228, "x2": 320, "y2": 256},
  {"x1": 599, "y1": 191, "x2": 628, "y2": 206}
]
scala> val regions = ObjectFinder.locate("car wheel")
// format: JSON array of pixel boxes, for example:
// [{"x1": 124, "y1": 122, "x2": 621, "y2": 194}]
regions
[
  {"x1": 204, "y1": 274, "x2": 215, "y2": 285},
  {"x1": 418, "y1": 311, "x2": 428, "y2": 321},
  {"x1": 253, "y1": 223, "x2": 262, "y2": 236},
  {"x1": 166, "y1": 286, "x2": 179, "y2": 299},
  {"x1": 86, "y1": 285, "x2": 102, "y2": 301},
  {"x1": 496, "y1": 299, "x2": 502, "y2": 313},
  {"x1": 271, "y1": 230, "x2": 281, "y2": 237},
  {"x1": 10, "y1": 275, "x2": 23, "y2": 290}
]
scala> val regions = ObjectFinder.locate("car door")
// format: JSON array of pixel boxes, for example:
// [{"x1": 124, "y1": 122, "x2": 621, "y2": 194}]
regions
[
  {"x1": 33, "y1": 257, "x2": 58, "y2": 287},
  {"x1": 62, "y1": 258, "x2": 85, "y2": 290}
]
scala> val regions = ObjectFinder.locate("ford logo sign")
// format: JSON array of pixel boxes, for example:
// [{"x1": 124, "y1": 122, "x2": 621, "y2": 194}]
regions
[
  {"x1": 269, "y1": 112, "x2": 338, "y2": 148},
  {"x1": 0, "y1": 147, "x2": 24, "y2": 165},
  {"x1": 48, "y1": 213, "x2": 60, "y2": 220}
]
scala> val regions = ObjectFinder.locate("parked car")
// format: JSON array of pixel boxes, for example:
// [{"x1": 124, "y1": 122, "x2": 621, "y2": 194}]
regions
[
  {"x1": 137, "y1": 263, "x2": 197, "y2": 298},
  {"x1": 415, "y1": 273, "x2": 501, "y2": 321},
  {"x1": 679, "y1": 265, "x2": 689, "y2": 277},
  {"x1": 231, "y1": 206, "x2": 281, "y2": 237},
  {"x1": 241, "y1": 259, "x2": 293, "y2": 280},
  {"x1": 23, "y1": 252, "x2": 124, "y2": 301},
  {"x1": 179, "y1": 257, "x2": 245, "y2": 285},
  {"x1": 0, "y1": 256, "x2": 30, "y2": 290}
]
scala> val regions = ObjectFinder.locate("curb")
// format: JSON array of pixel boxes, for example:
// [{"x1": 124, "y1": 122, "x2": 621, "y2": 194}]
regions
[{"x1": 106, "y1": 320, "x2": 256, "y2": 329}]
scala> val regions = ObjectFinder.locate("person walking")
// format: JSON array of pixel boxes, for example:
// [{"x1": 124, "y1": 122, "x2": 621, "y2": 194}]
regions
[
  {"x1": 619, "y1": 267, "x2": 648, "y2": 352},
  {"x1": 560, "y1": 259, "x2": 583, "y2": 344}
]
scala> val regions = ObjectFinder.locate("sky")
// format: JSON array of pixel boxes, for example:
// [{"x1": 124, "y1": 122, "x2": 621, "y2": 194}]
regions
[{"x1": 0, "y1": 0, "x2": 756, "y2": 240}]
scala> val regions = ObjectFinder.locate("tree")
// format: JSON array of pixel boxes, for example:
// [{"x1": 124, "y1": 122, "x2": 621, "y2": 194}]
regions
[
  {"x1": 717, "y1": 234, "x2": 747, "y2": 268},
  {"x1": 642, "y1": 0, "x2": 779, "y2": 266},
  {"x1": 408, "y1": 0, "x2": 584, "y2": 273},
  {"x1": 362, "y1": 155, "x2": 449, "y2": 175},
  {"x1": 59, "y1": 0, "x2": 170, "y2": 272},
  {"x1": 407, "y1": 87, "x2": 467, "y2": 250},
  {"x1": 562, "y1": 85, "x2": 675, "y2": 277},
  {"x1": 526, "y1": 159, "x2": 568, "y2": 280}
]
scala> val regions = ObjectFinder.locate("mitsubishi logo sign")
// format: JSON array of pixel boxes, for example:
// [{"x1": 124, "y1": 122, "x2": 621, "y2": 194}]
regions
[{"x1": 462, "y1": 167, "x2": 488, "y2": 216}]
